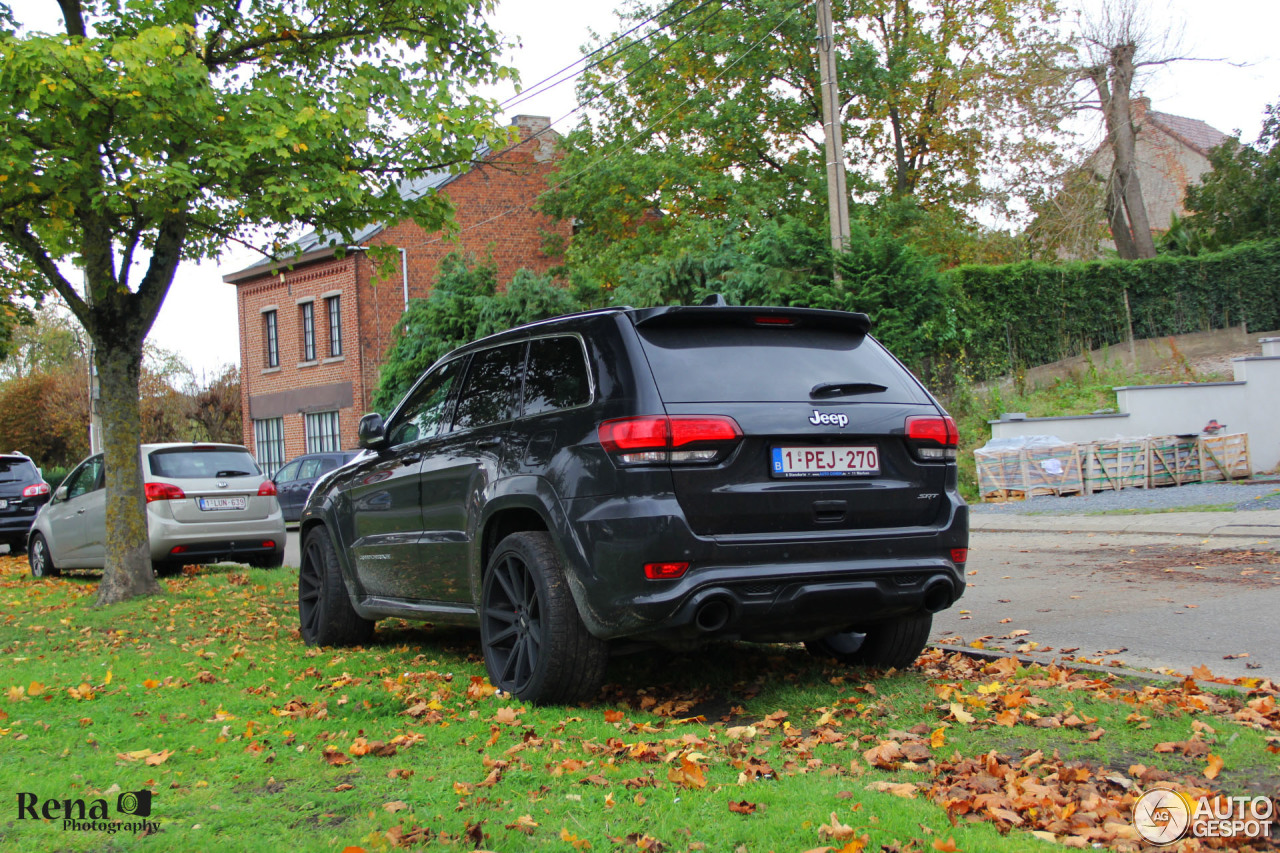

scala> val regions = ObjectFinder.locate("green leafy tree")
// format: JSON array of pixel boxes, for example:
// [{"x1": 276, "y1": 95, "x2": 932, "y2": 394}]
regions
[
  {"x1": 0, "y1": 1, "x2": 511, "y2": 603},
  {"x1": 1184, "y1": 99, "x2": 1280, "y2": 250},
  {"x1": 542, "y1": 0, "x2": 1072, "y2": 280}
]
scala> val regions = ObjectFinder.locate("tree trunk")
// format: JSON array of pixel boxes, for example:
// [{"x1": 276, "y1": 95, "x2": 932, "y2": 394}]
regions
[
  {"x1": 94, "y1": 341, "x2": 161, "y2": 605},
  {"x1": 1103, "y1": 43, "x2": 1157, "y2": 259}
]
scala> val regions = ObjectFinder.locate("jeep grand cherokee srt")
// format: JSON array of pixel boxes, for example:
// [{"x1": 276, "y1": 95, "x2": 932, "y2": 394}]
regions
[{"x1": 297, "y1": 302, "x2": 968, "y2": 704}]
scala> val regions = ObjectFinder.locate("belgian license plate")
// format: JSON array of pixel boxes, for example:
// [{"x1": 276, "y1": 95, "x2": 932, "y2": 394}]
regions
[
  {"x1": 198, "y1": 496, "x2": 247, "y2": 511},
  {"x1": 771, "y1": 445, "x2": 880, "y2": 477}
]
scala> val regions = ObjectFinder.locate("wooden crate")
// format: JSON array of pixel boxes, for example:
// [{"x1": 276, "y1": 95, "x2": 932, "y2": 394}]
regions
[
  {"x1": 1199, "y1": 433, "x2": 1250, "y2": 482},
  {"x1": 1148, "y1": 435, "x2": 1201, "y2": 487},
  {"x1": 976, "y1": 443, "x2": 1083, "y2": 500},
  {"x1": 1084, "y1": 439, "x2": 1149, "y2": 492}
]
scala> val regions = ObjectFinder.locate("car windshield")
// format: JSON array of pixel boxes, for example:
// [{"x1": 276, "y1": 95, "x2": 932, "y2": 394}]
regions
[
  {"x1": 0, "y1": 458, "x2": 38, "y2": 482},
  {"x1": 148, "y1": 447, "x2": 261, "y2": 479}
]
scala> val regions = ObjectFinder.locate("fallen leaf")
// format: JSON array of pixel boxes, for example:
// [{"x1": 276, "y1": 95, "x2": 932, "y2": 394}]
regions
[
  {"x1": 1204, "y1": 754, "x2": 1224, "y2": 780},
  {"x1": 932, "y1": 839, "x2": 961, "y2": 852},
  {"x1": 383, "y1": 800, "x2": 409, "y2": 813},
  {"x1": 728, "y1": 799, "x2": 757, "y2": 815},
  {"x1": 866, "y1": 780, "x2": 918, "y2": 798}
]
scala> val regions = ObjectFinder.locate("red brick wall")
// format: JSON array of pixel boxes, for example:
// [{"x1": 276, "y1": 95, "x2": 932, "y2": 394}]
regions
[{"x1": 231, "y1": 120, "x2": 569, "y2": 466}]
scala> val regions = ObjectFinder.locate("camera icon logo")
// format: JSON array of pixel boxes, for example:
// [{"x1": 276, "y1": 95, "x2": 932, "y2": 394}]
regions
[{"x1": 116, "y1": 790, "x2": 153, "y2": 817}]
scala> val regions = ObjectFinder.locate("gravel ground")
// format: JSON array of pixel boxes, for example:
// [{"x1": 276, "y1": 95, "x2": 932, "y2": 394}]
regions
[{"x1": 970, "y1": 479, "x2": 1280, "y2": 515}]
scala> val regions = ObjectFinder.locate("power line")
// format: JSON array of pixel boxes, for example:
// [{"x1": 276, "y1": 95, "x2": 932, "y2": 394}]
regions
[
  {"x1": 409, "y1": 1, "x2": 808, "y2": 252},
  {"x1": 499, "y1": 0, "x2": 721, "y2": 116}
]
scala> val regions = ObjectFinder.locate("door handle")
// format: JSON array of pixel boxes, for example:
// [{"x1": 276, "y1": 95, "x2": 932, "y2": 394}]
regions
[{"x1": 401, "y1": 453, "x2": 423, "y2": 464}]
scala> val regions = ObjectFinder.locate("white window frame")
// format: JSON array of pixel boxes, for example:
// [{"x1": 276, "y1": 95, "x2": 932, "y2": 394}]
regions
[
  {"x1": 253, "y1": 417, "x2": 285, "y2": 477},
  {"x1": 326, "y1": 294, "x2": 342, "y2": 357},
  {"x1": 304, "y1": 410, "x2": 341, "y2": 453}
]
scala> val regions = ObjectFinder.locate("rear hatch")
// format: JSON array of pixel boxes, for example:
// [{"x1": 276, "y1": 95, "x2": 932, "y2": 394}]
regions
[
  {"x1": 629, "y1": 307, "x2": 953, "y2": 536},
  {"x1": 145, "y1": 446, "x2": 275, "y2": 522}
]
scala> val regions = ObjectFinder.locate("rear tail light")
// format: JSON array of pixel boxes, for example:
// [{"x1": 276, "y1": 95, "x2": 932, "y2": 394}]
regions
[
  {"x1": 145, "y1": 482, "x2": 186, "y2": 502},
  {"x1": 257, "y1": 481, "x2": 277, "y2": 497},
  {"x1": 905, "y1": 415, "x2": 959, "y2": 461},
  {"x1": 951, "y1": 548, "x2": 968, "y2": 565},
  {"x1": 598, "y1": 416, "x2": 742, "y2": 466},
  {"x1": 22, "y1": 483, "x2": 50, "y2": 498}
]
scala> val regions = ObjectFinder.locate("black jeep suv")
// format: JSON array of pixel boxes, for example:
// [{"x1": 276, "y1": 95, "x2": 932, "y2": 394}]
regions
[{"x1": 297, "y1": 302, "x2": 968, "y2": 703}]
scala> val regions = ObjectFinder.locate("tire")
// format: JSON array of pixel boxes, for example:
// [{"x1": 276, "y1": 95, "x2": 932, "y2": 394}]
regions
[
  {"x1": 28, "y1": 533, "x2": 60, "y2": 578},
  {"x1": 251, "y1": 551, "x2": 285, "y2": 569},
  {"x1": 805, "y1": 612, "x2": 932, "y2": 670},
  {"x1": 481, "y1": 531, "x2": 606, "y2": 705},
  {"x1": 298, "y1": 527, "x2": 374, "y2": 646}
]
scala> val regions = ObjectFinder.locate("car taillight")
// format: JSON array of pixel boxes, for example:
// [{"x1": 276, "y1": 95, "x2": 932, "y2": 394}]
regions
[
  {"x1": 22, "y1": 483, "x2": 50, "y2": 498},
  {"x1": 257, "y1": 481, "x2": 277, "y2": 497},
  {"x1": 144, "y1": 482, "x2": 186, "y2": 502},
  {"x1": 905, "y1": 415, "x2": 959, "y2": 461},
  {"x1": 644, "y1": 561, "x2": 689, "y2": 580},
  {"x1": 598, "y1": 416, "x2": 742, "y2": 465},
  {"x1": 951, "y1": 548, "x2": 968, "y2": 565}
]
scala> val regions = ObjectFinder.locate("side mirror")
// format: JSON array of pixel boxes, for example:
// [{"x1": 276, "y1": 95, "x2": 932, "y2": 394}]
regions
[
  {"x1": 53, "y1": 485, "x2": 68, "y2": 503},
  {"x1": 357, "y1": 412, "x2": 388, "y2": 450}
]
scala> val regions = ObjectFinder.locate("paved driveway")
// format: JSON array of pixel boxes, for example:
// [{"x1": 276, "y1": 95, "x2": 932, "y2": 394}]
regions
[{"x1": 934, "y1": 525, "x2": 1280, "y2": 682}]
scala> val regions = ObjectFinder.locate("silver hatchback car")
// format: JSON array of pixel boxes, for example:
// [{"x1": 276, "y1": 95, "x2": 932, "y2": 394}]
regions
[{"x1": 28, "y1": 442, "x2": 286, "y2": 578}]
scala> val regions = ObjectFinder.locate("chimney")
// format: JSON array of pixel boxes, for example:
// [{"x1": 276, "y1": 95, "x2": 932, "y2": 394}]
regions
[
  {"x1": 513, "y1": 115, "x2": 551, "y2": 137},
  {"x1": 1132, "y1": 95, "x2": 1151, "y2": 119}
]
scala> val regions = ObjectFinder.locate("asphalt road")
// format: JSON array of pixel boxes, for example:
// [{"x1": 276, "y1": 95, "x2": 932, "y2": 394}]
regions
[{"x1": 933, "y1": 528, "x2": 1280, "y2": 682}]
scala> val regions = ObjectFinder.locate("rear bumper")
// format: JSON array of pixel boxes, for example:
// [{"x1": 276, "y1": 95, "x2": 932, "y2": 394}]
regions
[
  {"x1": 563, "y1": 493, "x2": 968, "y2": 642},
  {"x1": 147, "y1": 511, "x2": 286, "y2": 564}
]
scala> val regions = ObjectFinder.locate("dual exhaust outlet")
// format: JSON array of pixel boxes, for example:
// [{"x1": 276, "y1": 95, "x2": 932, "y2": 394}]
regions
[{"x1": 688, "y1": 575, "x2": 957, "y2": 635}]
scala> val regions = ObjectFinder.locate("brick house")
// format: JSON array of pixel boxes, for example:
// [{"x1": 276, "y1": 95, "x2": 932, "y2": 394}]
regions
[
  {"x1": 222, "y1": 116, "x2": 568, "y2": 475},
  {"x1": 1089, "y1": 96, "x2": 1229, "y2": 247}
]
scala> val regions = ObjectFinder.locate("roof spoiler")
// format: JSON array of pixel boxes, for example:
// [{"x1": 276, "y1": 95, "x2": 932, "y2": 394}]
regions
[{"x1": 629, "y1": 303, "x2": 871, "y2": 335}]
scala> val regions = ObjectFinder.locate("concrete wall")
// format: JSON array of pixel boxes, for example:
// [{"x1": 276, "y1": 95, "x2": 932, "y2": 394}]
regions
[{"x1": 990, "y1": 338, "x2": 1280, "y2": 474}]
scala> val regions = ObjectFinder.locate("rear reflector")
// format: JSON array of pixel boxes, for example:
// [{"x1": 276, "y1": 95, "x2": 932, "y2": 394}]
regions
[
  {"x1": 644, "y1": 561, "x2": 689, "y2": 580},
  {"x1": 145, "y1": 482, "x2": 186, "y2": 502},
  {"x1": 950, "y1": 548, "x2": 968, "y2": 565},
  {"x1": 169, "y1": 545, "x2": 188, "y2": 555},
  {"x1": 262, "y1": 540, "x2": 276, "y2": 550},
  {"x1": 599, "y1": 416, "x2": 742, "y2": 466}
]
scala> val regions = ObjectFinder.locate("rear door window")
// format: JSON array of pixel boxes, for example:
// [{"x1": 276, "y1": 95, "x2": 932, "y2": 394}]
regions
[
  {"x1": 635, "y1": 325, "x2": 929, "y2": 404},
  {"x1": 522, "y1": 336, "x2": 591, "y2": 417},
  {"x1": 453, "y1": 343, "x2": 525, "y2": 431}
]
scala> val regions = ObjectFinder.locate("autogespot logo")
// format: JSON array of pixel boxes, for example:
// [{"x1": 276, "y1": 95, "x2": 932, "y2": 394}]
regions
[
  {"x1": 16, "y1": 789, "x2": 159, "y2": 834},
  {"x1": 1134, "y1": 787, "x2": 1275, "y2": 845}
]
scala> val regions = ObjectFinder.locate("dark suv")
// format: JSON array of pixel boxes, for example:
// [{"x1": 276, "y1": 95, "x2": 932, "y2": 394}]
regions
[
  {"x1": 298, "y1": 303, "x2": 968, "y2": 703},
  {"x1": 0, "y1": 453, "x2": 51, "y2": 553}
]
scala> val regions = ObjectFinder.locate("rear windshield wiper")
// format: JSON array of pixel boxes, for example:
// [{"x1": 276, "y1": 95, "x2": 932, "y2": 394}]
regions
[
  {"x1": 215, "y1": 470, "x2": 253, "y2": 478},
  {"x1": 810, "y1": 381, "x2": 888, "y2": 399}
]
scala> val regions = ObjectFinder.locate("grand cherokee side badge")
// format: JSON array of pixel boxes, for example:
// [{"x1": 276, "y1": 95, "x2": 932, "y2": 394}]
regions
[{"x1": 809, "y1": 410, "x2": 849, "y2": 428}]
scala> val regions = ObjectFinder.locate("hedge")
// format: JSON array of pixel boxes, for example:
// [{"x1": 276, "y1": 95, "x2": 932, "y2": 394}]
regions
[{"x1": 949, "y1": 239, "x2": 1280, "y2": 380}]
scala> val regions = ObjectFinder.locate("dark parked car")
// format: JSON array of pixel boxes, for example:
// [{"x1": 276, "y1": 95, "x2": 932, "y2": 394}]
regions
[
  {"x1": 0, "y1": 453, "x2": 51, "y2": 553},
  {"x1": 297, "y1": 302, "x2": 968, "y2": 704},
  {"x1": 273, "y1": 451, "x2": 359, "y2": 522}
]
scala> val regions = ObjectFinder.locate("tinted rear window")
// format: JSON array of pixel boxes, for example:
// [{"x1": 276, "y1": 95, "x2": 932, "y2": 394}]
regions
[
  {"x1": 522, "y1": 336, "x2": 591, "y2": 416},
  {"x1": 148, "y1": 448, "x2": 261, "y2": 479},
  {"x1": 0, "y1": 458, "x2": 39, "y2": 482},
  {"x1": 635, "y1": 325, "x2": 929, "y2": 404}
]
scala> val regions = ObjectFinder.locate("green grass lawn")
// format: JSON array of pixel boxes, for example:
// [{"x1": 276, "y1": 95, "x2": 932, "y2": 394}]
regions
[{"x1": 1, "y1": 557, "x2": 1277, "y2": 852}]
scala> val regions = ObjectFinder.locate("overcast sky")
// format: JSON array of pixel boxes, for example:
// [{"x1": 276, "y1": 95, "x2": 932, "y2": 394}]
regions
[{"x1": 17, "y1": 1, "x2": 1280, "y2": 377}]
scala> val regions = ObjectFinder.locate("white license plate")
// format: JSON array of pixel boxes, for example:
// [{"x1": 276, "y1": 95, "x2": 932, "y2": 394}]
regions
[
  {"x1": 771, "y1": 445, "x2": 880, "y2": 477},
  {"x1": 0, "y1": 500, "x2": 8, "y2": 509},
  {"x1": 198, "y1": 496, "x2": 248, "y2": 511}
]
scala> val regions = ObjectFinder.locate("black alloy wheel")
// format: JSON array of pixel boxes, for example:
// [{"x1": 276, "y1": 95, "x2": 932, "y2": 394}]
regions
[
  {"x1": 480, "y1": 532, "x2": 606, "y2": 705},
  {"x1": 28, "y1": 533, "x2": 59, "y2": 578},
  {"x1": 298, "y1": 527, "x2": 374, "y2": 647}
]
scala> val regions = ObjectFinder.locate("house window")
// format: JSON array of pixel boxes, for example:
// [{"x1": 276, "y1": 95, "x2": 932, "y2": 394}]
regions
[
  {"x1": 253, "y1": 417, "x2": 285, "y2": 477},
  {"x1": 305, "y1": 411, "x2": 341, "y2": 453},
  {"x1": 300, "y1": 301, "x2": 316, "y2": 362},
  {"x1": 326, "y1": 295, "x2": 342, "y2": 357},
  {"x1": 263, "y1": 310, "x2": 279, "y2": 369}
]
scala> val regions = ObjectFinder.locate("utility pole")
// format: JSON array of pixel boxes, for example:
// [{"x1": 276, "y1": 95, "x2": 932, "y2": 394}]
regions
[{"x1": 816, "y1": 0, "x2": 851, "y2": 279}]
